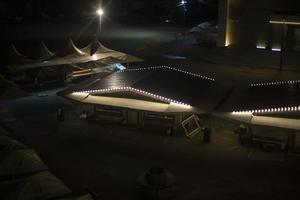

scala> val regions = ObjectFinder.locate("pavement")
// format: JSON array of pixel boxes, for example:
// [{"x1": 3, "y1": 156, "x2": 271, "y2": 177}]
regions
[{"x1": 0, "y1": 89, "x2": 299, "y2": 200}]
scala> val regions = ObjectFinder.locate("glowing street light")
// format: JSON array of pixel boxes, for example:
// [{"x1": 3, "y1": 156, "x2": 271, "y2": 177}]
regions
[
  {"x1": 178, "y1": 0, "x2": 188, "y2": 29},
  {"x1": 179, "y1": 0, "x2": 187, "y2": 6},
  {"x1": 96, "y1": 8, "x2": 104, "y2": 16},
  {"x1": 95, "y1": 7, "x2": 104, "y2": 41}
]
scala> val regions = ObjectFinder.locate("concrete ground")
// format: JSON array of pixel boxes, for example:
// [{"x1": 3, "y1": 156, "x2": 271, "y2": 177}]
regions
[
  {"x1": 133, "y1": 40, "x2": 300, "y2": 87},
  {"x1": 1, "y1": 19, "x2": 300, "y2": 200},
  {"x1": 1, "y1": 89, "x2": 300, "y2": 200}
]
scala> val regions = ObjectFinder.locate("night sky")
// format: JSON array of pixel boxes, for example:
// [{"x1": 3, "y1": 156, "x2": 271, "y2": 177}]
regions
[{"x1": 0, "y1": 0, "x2": 218, "y2": 24}]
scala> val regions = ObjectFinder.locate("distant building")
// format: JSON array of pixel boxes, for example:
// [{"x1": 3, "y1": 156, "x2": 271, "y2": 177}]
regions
[{"x1": 218, "y1": 0, "x2": 300, "y2": 51}]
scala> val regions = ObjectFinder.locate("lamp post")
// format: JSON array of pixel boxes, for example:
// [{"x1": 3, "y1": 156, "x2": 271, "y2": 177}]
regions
[
  {"x1": 179, "y1": 0, "x2": 187, "y2": 26},
  {"x1": 96, "y1": 8, "x2": 104, "y2": 41}
]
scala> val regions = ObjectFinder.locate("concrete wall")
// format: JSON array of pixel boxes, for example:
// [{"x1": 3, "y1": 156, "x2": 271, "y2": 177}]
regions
[{"x1": 217, "y1": 0, "x2": 229, "y2": 46}]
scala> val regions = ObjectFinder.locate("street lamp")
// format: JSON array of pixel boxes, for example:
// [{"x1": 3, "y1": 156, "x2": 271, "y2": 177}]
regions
[
  {"x1": 179, "y1": 0, "x2": 187, "y2": 26},
  {"x1": 96, "y1": 8, "x2": 104, "y2": 41},
  {"x1": 96, "y1": 8, "x2": 104, "y2": 16}
]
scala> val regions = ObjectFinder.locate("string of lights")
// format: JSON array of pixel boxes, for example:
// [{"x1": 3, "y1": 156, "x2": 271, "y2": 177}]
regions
[
  {"x1": 232, "y1": 105, "x2": 300, "y2": 115},
  {"x1": 73, "y1": 86, "x2": 191, "y2": 108},
  {"x1": 119, "y1": 66, "x2": 215, "y2": 81},
  {"x1": 250, "y1": 80, "x2": 300, "y2": 87}
]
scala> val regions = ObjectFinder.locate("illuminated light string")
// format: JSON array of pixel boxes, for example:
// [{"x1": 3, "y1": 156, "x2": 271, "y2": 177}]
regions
[
  {"x1": 73, "y1": 87, "x2": 191, "y2": 108},
  {"x1": 250, "y1": 80, "x2": 300, "y2": 87},
  {"x1": 256, "y1": 45, "x2": 266, "y2": 49},
  {"x1": 271, "y1": 48, "x2": 281, "y2": 52},
  {"x1": 232, "y1": 105, "x2": 300, "y2": 115},
  {"x1": 119, "y1": 66, "x2": 215, "y2": 81},
  {"x1": 269, "y1": 20, "x2": 300, "y2": 26}
]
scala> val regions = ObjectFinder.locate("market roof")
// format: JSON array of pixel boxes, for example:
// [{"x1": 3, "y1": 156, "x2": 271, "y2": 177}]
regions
[
  {"x1": 232, "y1": 80, "x2": 300, "y2": 115},
  {"x1": 64, "y1": 66, "x2": 229, "y2": 113},
  {"x1": 223, "y1": 80, "x2": 300, "y2": 130}
]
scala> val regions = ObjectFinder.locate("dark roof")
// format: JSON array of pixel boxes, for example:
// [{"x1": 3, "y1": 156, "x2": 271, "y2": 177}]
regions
[
  {"x1": 234, "y1": 82, "x2": 300, "y2": 111},
  {"x1": 71, "y1": 66, "x2": 229, "y2": 112}
]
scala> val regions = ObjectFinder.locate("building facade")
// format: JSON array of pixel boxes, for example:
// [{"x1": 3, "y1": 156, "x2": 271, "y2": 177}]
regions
[{"x1": 218, "y1": 0, "x2": 300, "y2": 51}]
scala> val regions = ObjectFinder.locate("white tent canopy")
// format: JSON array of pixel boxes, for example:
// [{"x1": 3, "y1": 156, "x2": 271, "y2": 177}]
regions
[
  {"x1": 116, "y1": 54, "x2": 144, "y2": 63},
  {"x1": 8, "y1": 44, "x2": 31, "y2": 64},
  {"x1": 6, "y1": 40, "x2": 143, "y2": 72},
  {"x1": 0, "y1": 136, "x2": 27, "y2": 151},
  {"x1": 64, "y1": 39, "x2": 87, "y2": 57},
  {"x1": 8, "y1": 44, "x2": 25, "y2": 60},
  {"x1": 0, "y1": 149, "x2": 48, "y2": 177},
  {"x1": 81, "y1": 40, "x2": 114, "y2": 55},
  {"x1": 2, "y1": 171, "x2": 72, "y2": 200},
  {"x1": 38, "y1": 42, "x2": 55, "y2": 60}
]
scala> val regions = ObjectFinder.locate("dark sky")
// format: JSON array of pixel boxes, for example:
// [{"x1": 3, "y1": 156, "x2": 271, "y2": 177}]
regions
[{"x1": 0, "y1": 0, "x2": 218, "y2": 23}]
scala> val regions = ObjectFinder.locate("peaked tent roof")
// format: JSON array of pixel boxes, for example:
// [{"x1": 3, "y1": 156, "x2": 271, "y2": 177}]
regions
[
  {"x1": 6, "y1": 40, "x2": 143, "y2": 72},
  {"x1": 98, "y1": 56, "x2": 125, "y2": 65},
  {"x1": 7, "y1": 44, "x2": 31, "y2": 64},
  {"x1": 81, "y1": 40, "x2": 114, "y2": 55},
  {"x1": 62, "y1": 39, "x2": 87, "y2": 57},
  {"x1": 116, "y1": 54, "x2": 144, "y2": 63},
  {"x1": 0, "y1": 149, "x2": 48, "y2": 177},
  {"x1": 3, "y1": 171, "x2": 72, "y2": 200},
  {"x1": 78, "y1": 61, "x2": 106, "y2": 69},
  {"x1": 37, "y1": 42, "x2": 55, "y2": 60}
]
